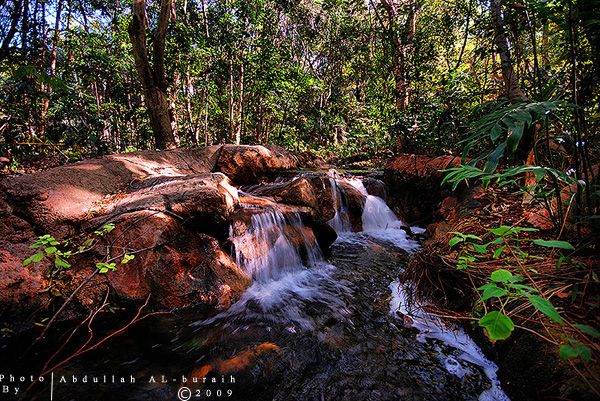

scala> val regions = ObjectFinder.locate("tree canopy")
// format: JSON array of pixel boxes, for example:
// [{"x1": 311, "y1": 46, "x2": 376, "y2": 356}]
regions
[{"x1": 0, "y1": 0, "x2": 598, "y2": 163}]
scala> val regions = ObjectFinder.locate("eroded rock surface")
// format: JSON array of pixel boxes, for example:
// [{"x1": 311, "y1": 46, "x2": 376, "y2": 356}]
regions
[
  {"x1": 384, "y1": 154, "x2": 461, "y2": 224},
  {"x1": 0, "y1": 145, "x2": 335, "y2": 326}
]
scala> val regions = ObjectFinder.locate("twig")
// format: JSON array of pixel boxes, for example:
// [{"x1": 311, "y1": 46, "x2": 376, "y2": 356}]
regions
[{"x1": 39, "y1": 294, "x2": 171, "y2": 376}]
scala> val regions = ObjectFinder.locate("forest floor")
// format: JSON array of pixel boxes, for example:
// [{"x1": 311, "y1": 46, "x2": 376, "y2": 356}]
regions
[{"x1": 405, "y1": 185, "x2": 599, "y2": 400}]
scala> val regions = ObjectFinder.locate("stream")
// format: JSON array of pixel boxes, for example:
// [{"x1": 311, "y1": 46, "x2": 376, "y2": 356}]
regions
[{"x1": 25, "y1": 173, "x2": 509, "y2": 401}]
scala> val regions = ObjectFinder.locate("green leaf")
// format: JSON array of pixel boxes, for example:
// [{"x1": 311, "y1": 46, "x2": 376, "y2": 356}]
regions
[
  {"x1": 491, "y1": 269, "x2": 513, "y2": 283},
  {"x1": 492, "y1": 245, "x2": 506, "y2": 258},
  {"x1": 489, "y1": 226, "x2": 511, "y2": 236},
  {"x1": 472, "y1": 243, "x2": 489, "y2": 253},
  {"x1": 525, "y1": 294, "x2": 564, "y2": 325},
  {"x1": 45, "y1": 246, "x2": 57, "y2": 255},
  {"x1": 559, "y1": 341, "x2": 591, "y2": 361},
  {"x1": 532, "y1": 239, "x2": 575, "y2": 251},
  {"x1": 481, "y1": 285, "x2": 509, "y2": 301},
  {"x1": 54, "y1": 255, "x2": 71, "y2": 269},
  {"x1": 483, "y1": 142, "x2": 506, "y2": 174},
  {"x1": 121, "y1": 254, "x2": 135, "y2": 264},
  {"x1": 449, "y1": 237, "x2": 462, "y2": 247},
  {"x1": 479, "y1": 311, "x2": 515, "y2": 340},
  {"x1": 507, "y1": 275, "x2": 525, "y2": 283},
  {"x1": 506, "y1": 121, "x2": 525, "y2": 154},
  {"x1": 573, "y1": 324, "x2": 600, "y2": 339},
  {"x1": 23, "y1": 252, "x2": 45, "y2": 267}
]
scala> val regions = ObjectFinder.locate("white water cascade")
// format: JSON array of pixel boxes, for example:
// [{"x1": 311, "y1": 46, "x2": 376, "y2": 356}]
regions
[
  {"x1": 201, "y1": 206, "x2": 350, "y2": 330},
  {"x1": 230, "y1": 208, "x2": 321, "y2": 281},
  {"x1": 327, "y1": 175, "x2": 352, "y2": 233},
  {"x1": 346, "y1": 177, "x2": 404, "y2": 231}
]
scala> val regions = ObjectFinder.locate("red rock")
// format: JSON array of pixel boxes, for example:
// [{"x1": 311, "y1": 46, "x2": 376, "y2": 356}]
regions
[
  {"x1": 106, "y1": 210, "x2": 250, "y2": 310},
  {"x1": 213, "y1": 145, "x2": 298, "y2": 184},
  {"x1": 384, "y1": 154, "x2": 462, "y2": 224}
]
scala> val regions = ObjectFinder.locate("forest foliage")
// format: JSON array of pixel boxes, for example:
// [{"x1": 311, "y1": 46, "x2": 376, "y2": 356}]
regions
[{"x1": 0, "y1": 0, "x2": 597, "y2": 165}]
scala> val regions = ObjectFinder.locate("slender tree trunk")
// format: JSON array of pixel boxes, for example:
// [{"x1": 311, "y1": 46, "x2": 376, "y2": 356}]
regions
[
  {"x1": 490, "y1": 0, "x2": 525, "y2": 101},
  {"x1": 228, "y1": 58, "x2": 235, "y2": 143},
  {"x1": 0, "y1": 0, "x2": 23, "y2": 60},
  {"x1": 200, "y1": 0, "x2": 210, "y2": 146},
  {"x1": 39, "y1": 0, "x2": 62, "y2": 137},
  {"x1": 128, "y1": 0, "x2": 177, "y2": 150},
  {"x1": 21, "y1": 0, "x2": 29, "y2": 50},
  {"x1": 375, "y1": 0, "x2": 417, "y2": 112},
  {"x1": 236, "y1": 62, "x2": 244, "y2": 145}
]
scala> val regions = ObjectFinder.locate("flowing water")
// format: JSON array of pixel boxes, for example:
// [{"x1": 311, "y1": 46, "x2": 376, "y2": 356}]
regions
[{"x1": 24, "y1": 174, "x2": 509, "y2": 401}]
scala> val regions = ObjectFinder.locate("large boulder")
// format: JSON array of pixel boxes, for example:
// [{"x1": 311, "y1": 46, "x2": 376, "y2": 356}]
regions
[
  {"x1": 248, "y1": 175, "x2": 337, "y2": 224},
  {"x1": 96, "y1": 172, "x2": 239, "y2": 240},
  {"x1": 105, "y1": 210, "x2": 250, "y2": 310},
  {"x1": 384, "y1": 154, "x2": 461, "y2": 224},
  {"x1": 1, "y1": 146, "x2": 222, "y2": 233},
  {"x1": 213, "y1": 145, "x2": 299, "y2": 184}
]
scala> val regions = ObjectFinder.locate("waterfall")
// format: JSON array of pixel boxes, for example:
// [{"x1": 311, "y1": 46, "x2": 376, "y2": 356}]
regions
[
  {"x1": 230, "y1": 208, "x2": 321, "y2": 281},
  {"x1": 346, "y1": 177, "x2": 404, "y2": 231},
  {"x1": 327, "y1": 176, "x2": 352, "y2": 233},
  {"x1": 203, "y1": 206, "x2": 349, "y2": 330}
]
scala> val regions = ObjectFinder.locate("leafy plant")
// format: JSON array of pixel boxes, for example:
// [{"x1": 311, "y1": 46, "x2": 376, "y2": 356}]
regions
[
  {"x1": 23, "y1": 234, "x2": 72, "y2": 273},
  {"x1": 448, "y1": 226, "x2": 596, "y2": 359},
  {"x1": 22, "y1": 224, "x2": 130, "y2": 277},
  {"x1": 462, "y1": 100, "x2": 567, "y2": 173}
]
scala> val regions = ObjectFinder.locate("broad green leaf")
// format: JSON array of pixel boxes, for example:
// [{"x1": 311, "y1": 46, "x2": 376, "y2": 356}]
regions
[
  {"x1": 23, "y1": 252, "x2": 45, "y2": 267},
  {"x1": 45, "y1": 246, "x2": 57, "y2": 255},
  {"x1": 483, "y1": 142, "x2": 506, "y2": 174},
  {"x1": 449, "y1": 237, "x2": 462, "y2": 247},
  {"x1": 492, "y1": 245, "x2": 506, "y2": 258},
  {"x1": 559, "y1": 342, "x2": 591, "y2": 361},
  {"x1": 573, "y1": 324, "x2": 600, "y2": 339},
  {"x1": 479, "y1": 311, "x2": 515, "y2": 340},
  {"x1": 491, "y1": 269, "x2": 513, "y2": 283},
  {"x1": 481, "y1": 285, "x2": 508, "y2": 301},
  {"x1": 532, "y1": 239, "x2": 575, "y2": 251},
  {"x1": 525, "y1": 294, "x2": 564, "y2": 325},
  {"x1": 472, "y1": 243, "x2": 488, "y2": 253}
]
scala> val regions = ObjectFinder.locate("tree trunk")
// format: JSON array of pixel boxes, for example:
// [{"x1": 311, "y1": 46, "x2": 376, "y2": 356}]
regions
[
  {"x1": 376, "y1": 0, "x2": 417, "y2": 112},
  {"x1": 128, "y1": 0, "x2": 177, "y2": 150},
  {"x1": 0, "y1": 0, "x2": 23, "y2": 60},
  {"x1": 490, "y1": 0, "x2": 525, "y2": 101},
  {"x1": 39, "y1": 0, "x2": 62, "y2": 137}
]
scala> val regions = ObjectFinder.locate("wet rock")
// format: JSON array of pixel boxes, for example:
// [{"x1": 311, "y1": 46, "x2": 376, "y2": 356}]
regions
[
  {"x1": 249, "y1": 175, "x2": 337, "y2": 223},
  {"x1": 337, "y1": 180, "x2": 366, "y2": 231},
  {"x1": 213, "y1": 145, "x2": 298, "y2": 184},
  {"x1": 363, "y1": 177, "x2": 388, "y2": 201},
  {"x1": 312, "y1": 222, "x2": 338, "y2": 255},
  {"x1": 384, "y1": 154, "x2": 461, "y2": 224},
  {"x1": 106, "y1": 210, "x2": 250, "y2": 310}
]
